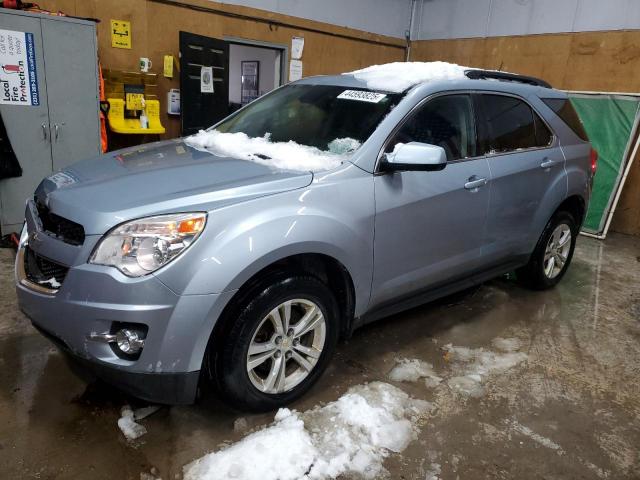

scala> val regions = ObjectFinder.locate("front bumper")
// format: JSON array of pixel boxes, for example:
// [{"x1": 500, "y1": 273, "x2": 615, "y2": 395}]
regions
[
  {"x1": 17, "y1": 259, "x2": 235, "y2": 404},
  {"x1": 17, "y1": 263, "x2": 233, "y2": 404},
  {"x1": 16, "y1": 244, "x2": 235, "y2": 405},
  {"x1": 15, "y1": 201, "x2": 237, "y2": 404},
  {"x1": 33, "y1": 321, "x2": 200, "y2": 404}
]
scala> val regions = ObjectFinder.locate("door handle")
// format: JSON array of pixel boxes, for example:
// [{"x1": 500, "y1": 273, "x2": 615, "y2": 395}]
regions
[
  {"x1": 41, "y1": 123, "x2": 48, "y2": 141},
  {"x1": 464, "y1": 176, "x2": 488, "y2": 190},
  {"x1": 54, "y1": 123, "x2": 60, "y2": 142},
  {"x1": 540, "y1": 158, "x2": 557, "y2": 169}
]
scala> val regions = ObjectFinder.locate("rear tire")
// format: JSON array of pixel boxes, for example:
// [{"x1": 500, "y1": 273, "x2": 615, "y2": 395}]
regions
[
  {"x1": 207, "y1": 274, "x2": 339, "y2": 412},
  {"x1": 517, "y1": 211, "x2": 577, "y2": 290}
]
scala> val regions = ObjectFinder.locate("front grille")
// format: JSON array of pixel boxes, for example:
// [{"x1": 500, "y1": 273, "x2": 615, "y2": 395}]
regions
[
  {"x1": 24, "y1": 246, "x2": 69, "y2": 289},
  {"x1": 35, "y1": 199, "x2": 85, "y2": 246}
]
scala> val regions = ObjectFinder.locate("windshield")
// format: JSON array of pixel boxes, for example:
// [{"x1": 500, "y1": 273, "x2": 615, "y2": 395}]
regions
[{"x1": 215, "y1": 84, "x2": 402, "y2": 153}]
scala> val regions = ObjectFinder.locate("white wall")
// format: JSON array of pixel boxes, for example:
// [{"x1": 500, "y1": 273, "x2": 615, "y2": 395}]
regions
[
  {"x1": 213, "y1": 0, "x2": 413, "y2": 39},
  {"x1": 229, "y1": 44, "x2": 280, "y2": 104},
  {"x1": 412, "y1": 0, "x2": 640, "y2": 40}
]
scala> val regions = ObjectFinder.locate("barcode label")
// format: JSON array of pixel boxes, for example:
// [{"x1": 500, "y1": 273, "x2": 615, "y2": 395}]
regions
[{"x1": 337, "y1": 90, "x2": 387, "y2": 103}]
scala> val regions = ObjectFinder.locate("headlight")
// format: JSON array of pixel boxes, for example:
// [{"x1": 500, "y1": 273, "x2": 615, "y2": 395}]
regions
[{"x1": 90, "y1": 213, "x2": 207, "y2": 277}]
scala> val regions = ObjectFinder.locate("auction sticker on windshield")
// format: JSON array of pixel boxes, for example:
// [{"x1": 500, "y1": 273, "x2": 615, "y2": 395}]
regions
[{"x1": 337, "y1": 90, "x2": 387, "y2": 103}]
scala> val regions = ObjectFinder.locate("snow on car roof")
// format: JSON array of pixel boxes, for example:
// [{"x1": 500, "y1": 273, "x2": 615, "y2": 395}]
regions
[{"x1": 343, "y1": 61, "x2": 470, "y2": 93}]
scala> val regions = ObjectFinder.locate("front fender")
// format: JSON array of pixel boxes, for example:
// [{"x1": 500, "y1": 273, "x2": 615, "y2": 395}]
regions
[{"x1": 154, "y1": 166, "x2": 375, "y2": 317}]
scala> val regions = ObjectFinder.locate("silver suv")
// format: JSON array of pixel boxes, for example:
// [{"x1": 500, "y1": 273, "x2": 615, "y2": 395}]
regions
[{"x1": 15, "y1": 64, "x2": 594, "y2": 411}]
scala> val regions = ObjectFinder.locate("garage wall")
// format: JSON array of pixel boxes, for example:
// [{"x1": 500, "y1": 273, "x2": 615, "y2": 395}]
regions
[
  {"x1": 35, "y1": 0, "x2": 406, "y2": 139},
  {"x1": 214, "y1": 0, "x2": 413, "y2": 39},
  {"x1": 410, "y1": 30, "x2": 640, "y2": 236},
  {"x1": 411, "y1": 0, "x2": 640, "y2": 40}
]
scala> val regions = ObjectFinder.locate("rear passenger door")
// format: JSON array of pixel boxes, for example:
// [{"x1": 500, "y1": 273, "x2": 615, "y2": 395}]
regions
[
  {"x1": 474, "y1": 93, "x2": 567, "y2": 264},
  {"x1": 371, "y1": 94, "x2": 491, "y2": 309}
]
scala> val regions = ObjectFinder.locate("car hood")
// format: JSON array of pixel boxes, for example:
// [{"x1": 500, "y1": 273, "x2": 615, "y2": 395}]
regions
[{"x1": 35, "y1": 139, "x2": 313, "y2": 234}]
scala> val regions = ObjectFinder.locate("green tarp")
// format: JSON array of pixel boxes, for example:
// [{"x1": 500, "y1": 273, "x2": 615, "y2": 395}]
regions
[{"x1": 569, "y1": 94, "x2": 640, "y2": 234}]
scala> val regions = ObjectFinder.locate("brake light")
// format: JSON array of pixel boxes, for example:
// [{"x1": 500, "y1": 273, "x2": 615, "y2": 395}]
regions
[{"x1": 590, "y1": 148, "x2": 598, "y2": 175}]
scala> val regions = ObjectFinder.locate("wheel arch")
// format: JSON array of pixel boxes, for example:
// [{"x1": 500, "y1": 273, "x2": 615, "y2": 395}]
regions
[
  {"x1": 199, "y1": 252, "x2": 357, "y2": 380},
  {"x1": 554, "y1": 194, "x2": 586, "y2": 227}
]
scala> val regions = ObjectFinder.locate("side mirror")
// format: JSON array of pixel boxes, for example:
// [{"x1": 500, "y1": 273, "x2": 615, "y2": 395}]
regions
[{"x1": 381, "y1": 142, "x2": 447, "y2": 172}]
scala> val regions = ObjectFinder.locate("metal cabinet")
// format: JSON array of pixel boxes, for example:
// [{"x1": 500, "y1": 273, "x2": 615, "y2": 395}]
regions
[{"x1": 0, "y1": 9, "x2": 100, "y2": 234}]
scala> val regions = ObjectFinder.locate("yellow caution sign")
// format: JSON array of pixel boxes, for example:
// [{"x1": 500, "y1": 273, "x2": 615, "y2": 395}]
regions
[
  {"x1": 163, "y1": 55, "x2": 174, "y2": 78},
  {"x1": 125, "y1": 92, "x2": 145, "y2": 111},
  {"x1": 111, "y1": 20, "x2": 132, "y2": 49}
]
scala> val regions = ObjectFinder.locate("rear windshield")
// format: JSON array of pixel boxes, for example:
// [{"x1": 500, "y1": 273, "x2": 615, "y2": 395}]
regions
[{"x1": 542, "y1": 98, "x2": 589, "y2": 141}]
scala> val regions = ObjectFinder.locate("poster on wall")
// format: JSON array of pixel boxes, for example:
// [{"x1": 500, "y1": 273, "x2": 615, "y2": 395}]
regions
[
  {"x1": 110, "y1": 20, "x2": 132, "y2": 49},
  {"x1": 289, "y1": 60, "x2": 303, "y2": 82},
  {"x1": 291, "y1": 36, "x2": 304, "y2": 60},
  {"x1": 241, "y1": 61, "x2": 259, "y2": 104},
  {"x1": 0, "y1": 28, "x2": 39, "y2": 106},
  {"x1": 200, "y1": 66, "x2": 214, "y2": 93}
]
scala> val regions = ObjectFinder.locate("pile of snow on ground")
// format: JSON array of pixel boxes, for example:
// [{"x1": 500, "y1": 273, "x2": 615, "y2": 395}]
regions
[
  {"x1": 443, "y1": 340, "x2": 527, "y2": 397},
  {"x1": 183, "y1": 382, "x2": 432, "y2": 480},
  {"x1": 345, "y1": 62, "x2": 469, "y2": 93},
  {"x1": 186, "y1": 130, "x2": 359, "y2": 172},
  {"x1": 388, "y1": 358, "x2": 442, "y2": 388},
  {"x1": 118, "y1": 405, "x2": 161, "y2": 441}
]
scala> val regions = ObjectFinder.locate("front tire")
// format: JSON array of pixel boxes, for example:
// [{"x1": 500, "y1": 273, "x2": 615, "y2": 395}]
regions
[
  {"x1": 209, "y1": 275, "x2": 339, "y2": 411},
  {"x1": 517, "y1": 211, "x2": 577, "y2": 290}
]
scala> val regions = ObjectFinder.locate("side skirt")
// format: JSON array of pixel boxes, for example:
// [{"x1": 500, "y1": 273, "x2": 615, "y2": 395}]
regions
[{"x1": 354, "y1": 258, "x2": 527, "y2": 329}]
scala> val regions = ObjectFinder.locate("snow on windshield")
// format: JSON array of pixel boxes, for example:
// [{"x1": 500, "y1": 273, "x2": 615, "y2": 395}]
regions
[
  {"x1": 185, "y1": 130, "x2": 361, "y2": 172},
  {"x1": 345, "y1": 61, "x2": 469, "y2": 93}
]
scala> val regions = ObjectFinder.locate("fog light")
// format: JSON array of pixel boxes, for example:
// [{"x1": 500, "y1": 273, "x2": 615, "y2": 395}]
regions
[{"x1": 115, "y1": 329, "x2": 145, "y2": 354}]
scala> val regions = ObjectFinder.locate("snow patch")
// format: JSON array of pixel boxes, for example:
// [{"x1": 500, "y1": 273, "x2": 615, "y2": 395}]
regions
[
  {"x1": 233, "y1": 417, "x2": 249, "y2": 433},
  {"x1": 388, "y1": 358, "x2": 442, "y2": 387},
  {"x1": 183, "y1": 382, "x2": 431, "y2": 480},
  {"x1": 345, "y1": 62, "x2": 469, "y2": 93},
  {"x1": 140, "y1": 468, "x2": 162, "y2": 480},
  {"x1": 38, "y1": 277, "x2": 61, "y2": 289},
  {"x1": 185, "y1": 130, "x2": 359, "y2": 172},
  {"x1": 117, "y1": 405, "x2": 161, "y2": 441},
  {"x1": 447, "y1": 375, "x2": 485, "y2": 398},
  {"x1": 134, "y1": 405, "x2": 161, "y2": 421},
  {"x1": 443, "y1": 341, "x2": 527, "y2": 396},
  {"x1": 118, "y1": 405, "x2": 147, "y2": 441}
]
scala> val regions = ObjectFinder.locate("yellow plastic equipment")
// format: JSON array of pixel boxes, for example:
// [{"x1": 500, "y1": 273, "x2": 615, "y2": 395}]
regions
[{"x1": 106, "y1": 98, "x2": 166, "y2": 134}]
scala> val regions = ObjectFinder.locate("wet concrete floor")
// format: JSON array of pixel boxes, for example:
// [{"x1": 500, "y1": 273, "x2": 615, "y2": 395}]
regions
[{"x1": 0, "y1": 234, "x2": 639, "y2": 479}]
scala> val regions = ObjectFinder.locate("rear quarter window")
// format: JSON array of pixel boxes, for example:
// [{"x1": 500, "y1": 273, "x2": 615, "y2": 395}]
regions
[{"x1": 542, "y1": 98, "x2": 589, "y2": 142}]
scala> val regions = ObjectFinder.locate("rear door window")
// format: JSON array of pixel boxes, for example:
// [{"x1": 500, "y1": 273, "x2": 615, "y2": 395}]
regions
[
  {"x1": 387, "y1": 94, "x2": 477, "y2": 161},
  {"x1": 542, "y1": 98, "x2": 589, "y2": 141},
  {"x1": 476, "y1": 94, "x2": 552, "y2": 154}
]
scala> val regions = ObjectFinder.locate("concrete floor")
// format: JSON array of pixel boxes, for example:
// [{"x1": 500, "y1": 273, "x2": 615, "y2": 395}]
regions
[{"x1": 0, "y1": 234, "x2": 639, "y2": 479}]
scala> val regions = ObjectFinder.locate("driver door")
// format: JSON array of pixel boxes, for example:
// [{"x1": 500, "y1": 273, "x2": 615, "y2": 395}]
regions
[{"x1": 369, "y1": 94, "x2": 492, "y2": 309}]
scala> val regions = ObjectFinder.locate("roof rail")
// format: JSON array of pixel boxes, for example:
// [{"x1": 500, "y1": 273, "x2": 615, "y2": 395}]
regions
[{"x1": 465, "y1": 69, "x2": 552, "y2": 89}]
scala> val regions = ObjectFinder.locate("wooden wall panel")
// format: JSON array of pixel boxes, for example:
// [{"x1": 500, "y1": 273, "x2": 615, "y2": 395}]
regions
[
  {"x1": 36, "y1": 0, "x2": 405, "y2": 139},
  {"x1": 411, "y1": 31, "x2": 640, "y2": 236}
]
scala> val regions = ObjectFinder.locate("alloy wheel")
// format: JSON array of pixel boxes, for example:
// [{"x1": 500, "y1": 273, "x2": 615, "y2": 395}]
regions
[
  {"x1": 246, "y1": 298, "x2": 326, "y2": 394},
  {"x1": 543, "y1": 223, "x2": 572, "y2": 279}
]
